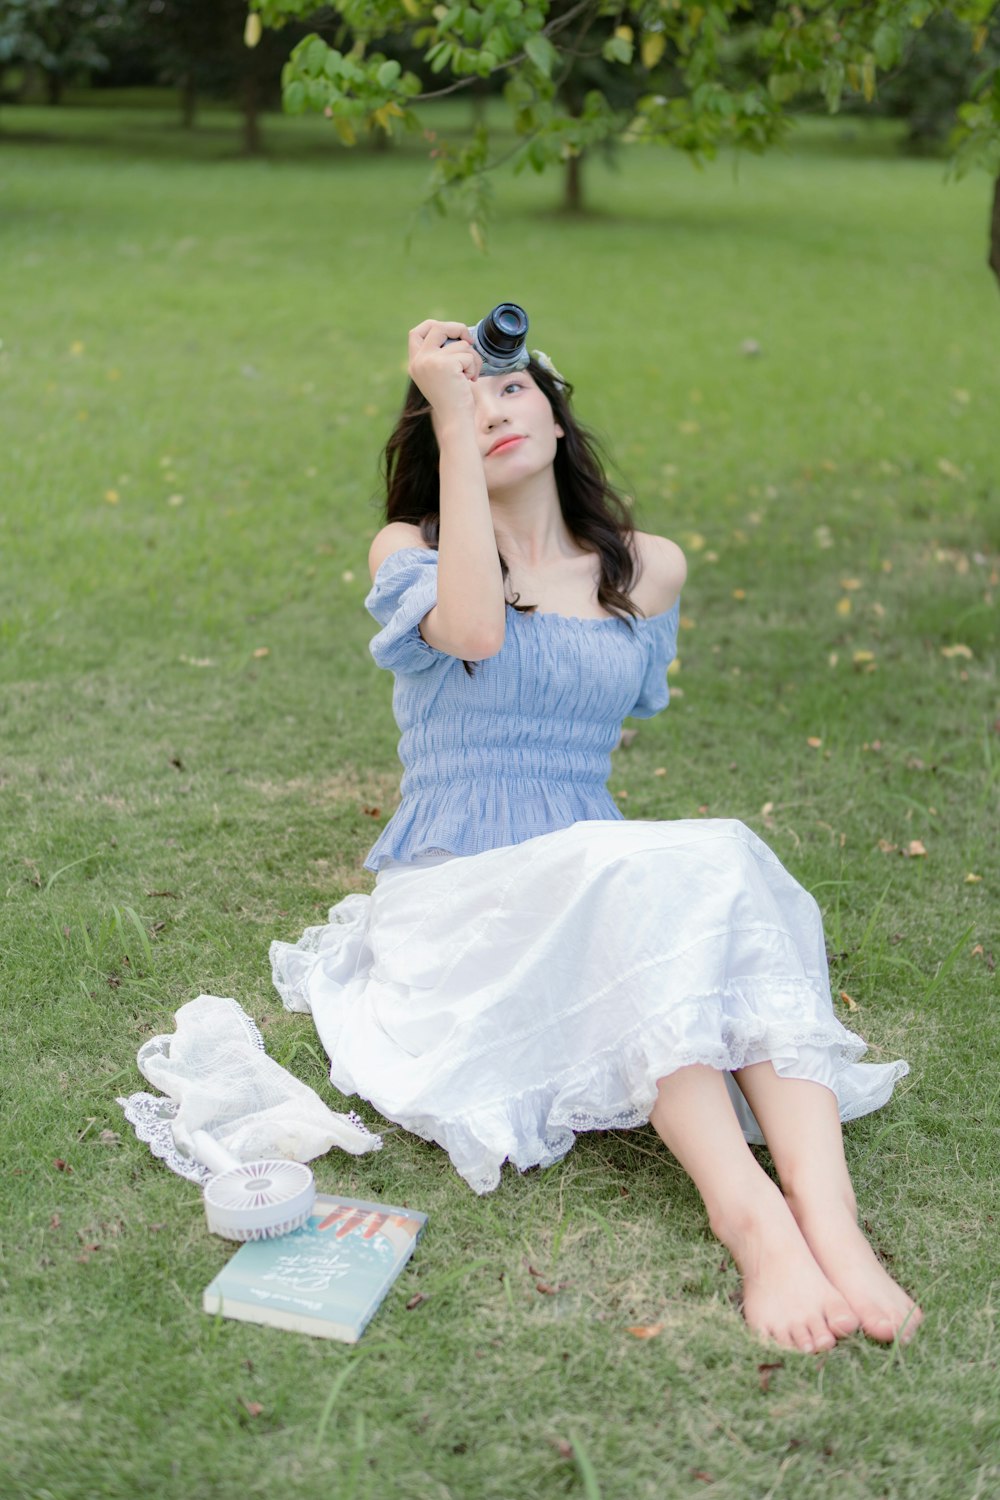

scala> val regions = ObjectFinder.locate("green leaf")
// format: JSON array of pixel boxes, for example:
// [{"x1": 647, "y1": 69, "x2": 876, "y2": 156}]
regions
[
  {"x1": 304, "y1": 36, "x2": 327, "y2": 74},
  {"x1": 872, "y1": 21, "x2": 901, "y2": 71},
  {"x1": 525, "y1": 34, "x2": 556, "y2": 77},
  {"x1": 602, "y1": 36, "x2": 633, "y2": 67},
  {"x1": 284, "y1": 80, "x2": 306, "y2": 114},
  {"x1": 378, "y1": 58, "x2": 401, "y2": 88}
]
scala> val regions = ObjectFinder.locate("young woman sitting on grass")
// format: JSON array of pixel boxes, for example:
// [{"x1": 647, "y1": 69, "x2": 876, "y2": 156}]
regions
[{"x1": 271, "y1": 318, "x2": 922, "y2": 1353}]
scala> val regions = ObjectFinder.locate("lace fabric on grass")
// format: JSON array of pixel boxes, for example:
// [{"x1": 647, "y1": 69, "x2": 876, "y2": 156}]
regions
[{"x1": 118, "y1": 994, "x2": 380, "y2": 1180}]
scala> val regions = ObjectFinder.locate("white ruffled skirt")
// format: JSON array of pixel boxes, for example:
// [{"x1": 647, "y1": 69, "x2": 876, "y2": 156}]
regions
[{"x1": 270, "y1": 819, "x2": 908, "y2": 1194}]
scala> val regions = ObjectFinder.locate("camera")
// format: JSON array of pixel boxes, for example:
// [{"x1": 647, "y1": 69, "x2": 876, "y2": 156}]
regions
[{"x1": 463, "y1": 303, "x2": 530, "y2": 376}]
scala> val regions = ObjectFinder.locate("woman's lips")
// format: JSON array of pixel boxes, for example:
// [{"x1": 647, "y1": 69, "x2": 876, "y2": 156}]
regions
[{"x1": 487, "y1": 435, "x2": 524, "y2": 456}]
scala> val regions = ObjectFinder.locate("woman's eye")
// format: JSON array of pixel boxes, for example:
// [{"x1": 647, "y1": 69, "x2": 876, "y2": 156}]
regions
[{"x1": 502, "y1": 381, "x2": 523, "y2": 395}]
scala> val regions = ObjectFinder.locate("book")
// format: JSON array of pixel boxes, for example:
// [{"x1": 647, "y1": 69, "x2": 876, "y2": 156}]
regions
[{"x1": 203, "y1": 1193, "x2": 427, "y2": 1342}]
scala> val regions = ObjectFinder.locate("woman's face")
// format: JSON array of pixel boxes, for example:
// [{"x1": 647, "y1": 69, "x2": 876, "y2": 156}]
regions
[{"x1": 472, "y1": 371, "x2": 564, "y2": 491}]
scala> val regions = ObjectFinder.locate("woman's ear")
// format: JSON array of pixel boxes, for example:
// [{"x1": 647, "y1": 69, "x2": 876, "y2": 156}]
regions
[{"x1": 555, "y1": 424, "x2": 564, "y2": 439}]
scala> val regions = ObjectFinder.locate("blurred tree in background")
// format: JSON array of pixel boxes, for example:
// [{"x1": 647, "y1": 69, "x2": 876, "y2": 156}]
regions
[
  {"x1": 0, "y1": 0, "x2": 125, "y2": 103},
  {"x1": 876, "y1": 7, "x2": 1000, "y2": 150}
]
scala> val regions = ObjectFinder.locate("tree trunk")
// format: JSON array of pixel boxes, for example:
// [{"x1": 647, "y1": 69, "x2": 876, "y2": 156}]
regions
[
  {"x1": 46, "y1": 71, "x2": 63, "y2": 106},
  {"x1": 990, "y1": 175, "x2": 1000, "y2": 294},
  {"x1": 180, "y1": 75, "x2": 197, "y2": 129},
  {"x1": 242, "y1": 70, "x2": 261, "y2": 155},
  {"x1": 563, "y1": 151, "x2": 585, "y2": 214}
]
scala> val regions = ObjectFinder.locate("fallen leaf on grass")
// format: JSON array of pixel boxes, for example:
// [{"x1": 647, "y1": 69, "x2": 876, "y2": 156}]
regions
[
  {"x1": 104, "y1": 489, "x2": 120, "y2": 505},
  {"x1": 653, "y1": 766, "x2": 667, "y2": 777},
  {"x1": 838, "y1": 991, "x2": 858, "y2": 1012},
  {"x1": 692, "y1": 1472, "x2": 715, "y2": 1485},
  {"x1": 941, "y1": 644, "x2": 974, "y2": 660},
  {"x1": 405, "y1": 1293, "x2": 427, "y2": 1311},
  {"x1": 534, "y1": 1280, "x2": 570, "y2": 1295},
  {"x1": 732, "y1": 588, "x2": 746, "y2": 601},
  {"x1": 53, "y1": 1159, "x2": 72, "y2": 1173},
  {"x1": 626, "y1": 1323, "x2": 663, "y2": 1339},
  {"x1": 965, "y1": 874, "x2": 983, "y2": 884},
  {"x1": 807, "y1": 737, "x2": 822, "y2": 749},
  {"x1": 361, "y1": 805, "x2": 382, "y2": 819},
  {"x1": 179, "y1": 655, "x2": 214, "y2": 668},
  {"x1": 840, "y1": 578, "x2": 862, "y2": 591},
  {"x1": 757, "y1": 1361, "x2": 784, "y2": 1393},
  {"x1": 878, "y1": 839, "x2": 898, "y2": 854},
  {"x1": 252, "y1": 647, "x2": 270, "y2": 659},
  {"x1": 240, "y1": 1399, "x2": 264, "y2": 1418},
  {"x1": 836, "y1": 596, "x2": 852, "y2": 616},
  {"x1": 550, "y1": 1438, "x2": 574, "y2": 1460},
  {"x1": 49, "y1": 1214, "x2": 61, "y2": 1230},
  {"x1": 852, "y1": 650, "x2": 876, "y2": 667},
  {"x1": 904, "y1": 840, "x2": 928, "y2": 858}
]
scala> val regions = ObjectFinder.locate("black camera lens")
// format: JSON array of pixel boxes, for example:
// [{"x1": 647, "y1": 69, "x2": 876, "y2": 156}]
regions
[{"x1": 477, "y1": 303, "x2": 529, "y2": 359}]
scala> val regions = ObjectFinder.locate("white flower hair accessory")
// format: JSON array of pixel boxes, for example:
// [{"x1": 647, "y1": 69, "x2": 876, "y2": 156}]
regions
[{"x1": 531, "y1": 349, "x2": 567, "y2": 389}]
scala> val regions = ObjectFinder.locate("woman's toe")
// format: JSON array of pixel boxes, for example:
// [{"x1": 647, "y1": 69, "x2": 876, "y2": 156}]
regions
[{"x1": 828, "y1": 1307, "x2": 860, "y2": 1337}]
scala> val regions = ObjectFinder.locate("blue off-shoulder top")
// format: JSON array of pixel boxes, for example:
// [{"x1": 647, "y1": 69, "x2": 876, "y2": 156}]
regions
[{"x1": 363, "y1": 547, "x2": 679, "y2": 871}]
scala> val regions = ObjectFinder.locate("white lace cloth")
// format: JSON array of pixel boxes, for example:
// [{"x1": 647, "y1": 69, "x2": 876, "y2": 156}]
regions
[{"x1": 118, "y1": 994, "x2": 380, "y2": 1181}]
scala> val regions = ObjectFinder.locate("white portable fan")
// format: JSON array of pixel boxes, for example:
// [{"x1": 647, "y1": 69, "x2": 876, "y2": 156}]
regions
[{"x1": 190, "y1": 1130, "x2": 316, "y2": 1242}]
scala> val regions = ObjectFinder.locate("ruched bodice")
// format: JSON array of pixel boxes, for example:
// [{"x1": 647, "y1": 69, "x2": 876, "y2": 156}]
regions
[{"x1": 363, "y1": 547, "x2": 679, "y2": 870}]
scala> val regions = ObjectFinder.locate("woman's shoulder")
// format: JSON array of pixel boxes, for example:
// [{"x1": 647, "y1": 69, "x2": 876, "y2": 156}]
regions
[
  {"x1": 630, "y1": 531, "x2": 687, "y2": 617},
  {"x1": 368, "y1": 522, "x2": 433, "y2": 582}
]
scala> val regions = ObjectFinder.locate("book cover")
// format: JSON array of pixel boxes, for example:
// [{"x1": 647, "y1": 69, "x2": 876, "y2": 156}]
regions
[{"x1": 203, "y1": 1193, "x2": 427, "y2": 1342}]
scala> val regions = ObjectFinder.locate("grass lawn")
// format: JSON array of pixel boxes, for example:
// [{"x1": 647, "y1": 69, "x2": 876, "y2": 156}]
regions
[{"x1": 1, "y1": 97, "x2": 998, "y2": 1500}]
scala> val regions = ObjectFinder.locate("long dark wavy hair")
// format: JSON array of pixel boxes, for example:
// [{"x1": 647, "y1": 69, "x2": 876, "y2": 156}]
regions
[{"x1": 380, "y1": 358, "x2": 639, "y2": 628}]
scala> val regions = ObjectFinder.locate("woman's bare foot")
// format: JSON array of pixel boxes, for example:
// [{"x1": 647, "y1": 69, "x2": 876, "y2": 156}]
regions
[
  {"x1": 711, "y1": 1179, "x2": 859, "y2": 1353},
  {"x1": 788, "y1": 1191, "x2": 923, "y2": 1344}
]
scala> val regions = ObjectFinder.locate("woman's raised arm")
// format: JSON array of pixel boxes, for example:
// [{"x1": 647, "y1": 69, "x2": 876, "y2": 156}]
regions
[{"x1": 369, "y1": 319, "x2": 506, "y2": 661}]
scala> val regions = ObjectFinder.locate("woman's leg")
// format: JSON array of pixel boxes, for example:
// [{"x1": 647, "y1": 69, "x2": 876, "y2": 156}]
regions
[
  {"x1": 732, "y1": 1062, "x2": 923, "y2": 1343},
  {"x1": 649, "y1": 1064, "x2": 859, "y2": 1352}
]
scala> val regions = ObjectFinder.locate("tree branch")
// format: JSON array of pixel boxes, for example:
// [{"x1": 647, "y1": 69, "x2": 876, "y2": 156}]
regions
[{"x1": 414, "y1": 0, "x2": 599, "y2": 101}]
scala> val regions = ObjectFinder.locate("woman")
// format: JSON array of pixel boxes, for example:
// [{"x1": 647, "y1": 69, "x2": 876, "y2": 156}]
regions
[{"x1": 272, "y1": 318, "x2": 922, "y2": 1353}]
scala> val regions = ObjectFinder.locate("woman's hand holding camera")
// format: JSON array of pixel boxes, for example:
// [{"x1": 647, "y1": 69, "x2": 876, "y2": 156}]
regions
[
  {"x1": 408, "y1": 319, "x2": 482, "y2": 434},
  {"x1": 403, "y1": 318, "x2": 506, "y2": 659}
]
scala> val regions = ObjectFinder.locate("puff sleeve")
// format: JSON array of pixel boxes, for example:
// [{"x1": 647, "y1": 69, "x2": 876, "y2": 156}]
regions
[
  {"x1": 365, "y1": 546, "x2": 451, "y2": 675},
  {"x1": 627, "y1": 602, "x2": 680, "y2": 718}
]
